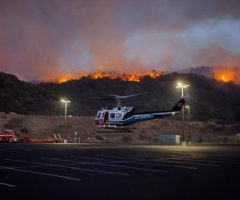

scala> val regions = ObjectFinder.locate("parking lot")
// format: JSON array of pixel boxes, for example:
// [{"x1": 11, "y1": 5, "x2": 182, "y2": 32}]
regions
[{"x1": 0, "y1": 143, "x2": 240, "y2": 200}]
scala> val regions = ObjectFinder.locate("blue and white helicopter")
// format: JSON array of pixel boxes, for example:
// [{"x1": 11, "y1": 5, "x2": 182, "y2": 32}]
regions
[{"x1": 94, "y1": 93, "x2": 185, "y2": 130}]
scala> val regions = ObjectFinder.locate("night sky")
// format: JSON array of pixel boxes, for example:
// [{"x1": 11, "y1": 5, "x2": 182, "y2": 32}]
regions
[{"x1": 0, "y1": 0, "x2": 239, "y2": 82}]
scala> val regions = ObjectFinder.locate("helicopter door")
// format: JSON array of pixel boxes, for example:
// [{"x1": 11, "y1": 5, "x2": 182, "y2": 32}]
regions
[{"x1": 104, "y1": 111, "x2": 109, "y2": 124}]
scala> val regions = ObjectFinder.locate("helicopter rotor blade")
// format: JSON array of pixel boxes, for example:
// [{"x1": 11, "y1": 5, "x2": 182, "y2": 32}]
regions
[
  {"x1": 108, "y1": 92, "x2": 148, "y2": 99},
  {"x1": 93, "y1": 96, "x2": 115, "y2": 101}
]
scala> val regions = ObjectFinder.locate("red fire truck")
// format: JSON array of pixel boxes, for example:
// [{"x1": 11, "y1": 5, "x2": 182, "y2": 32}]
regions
[
  {"x1": 0, "y1": 129, "x2": 59, "y2": 143},
  {"x1": 0, "y1": 129, "x2": 20, "y2": 142}
]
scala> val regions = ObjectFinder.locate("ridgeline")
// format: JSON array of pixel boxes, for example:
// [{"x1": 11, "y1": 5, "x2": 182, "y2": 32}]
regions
[{"x1": 1, "y1": 71, "x2": 240, "y2": 123}]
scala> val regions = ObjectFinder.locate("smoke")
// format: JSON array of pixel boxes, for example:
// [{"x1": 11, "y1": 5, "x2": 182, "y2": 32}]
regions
[{"x1": 0, "y1": 0, "x2": 240, "y2": 82}]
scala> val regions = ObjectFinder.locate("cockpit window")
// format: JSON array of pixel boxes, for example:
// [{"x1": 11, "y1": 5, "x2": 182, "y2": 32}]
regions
[
  {"x1": 116, "y1": 113, "x2": 122, "y2": 119},
  {"x1": 96, "y1": 112, "x2": 101, "y2": 118}
]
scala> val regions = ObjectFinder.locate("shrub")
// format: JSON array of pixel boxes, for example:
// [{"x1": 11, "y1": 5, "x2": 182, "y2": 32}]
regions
[
  {"x1": 20, "y1": 128, "x2": 28, "y2": 134},
  {"x1": 122, "y1": 135, "x2": 132, "y2": 143},
  {"x1": 95, "y1": 135, "x2": 104, "y2": 141}
]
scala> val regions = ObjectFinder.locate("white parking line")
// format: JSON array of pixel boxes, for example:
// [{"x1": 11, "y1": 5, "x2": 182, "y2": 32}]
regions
[
  {"x1": 73, "y1": 155, "x2": 197, "y2": 170},
  {"x1": 0, "y1": 166, "x2": 81, "y2": 181},
  {"x1": 153, "y1": 159, "x2": 222, "y2": 166},
  {"x1": 189, "y1": 158, "x2": 240, "y2": 165},
  {"x1": 57, "y1": 165, "x2": 130, "y2": 176},
  {"x1": 117, "y1": 153, "x2": 240, "y2": 166},
  {"x1": 85, "y1": 162, "x2": 168, "y2": 172},
  {"x1": 0, "y1": 182, "x2": 16, "y2": 188},
  {"x1": 102, "y1": 160, "x2": 198, "y2": 170},
  {"x1": 4, "y1": 148, "x2": 44, "y2": 153},
  {"x1": 4, "y1": 158, "x2": 130, "y2": 176},
  {"x1": 42, "y1": 156, "x2": 167, "y2": 173},
  {"x1": 41, "y1": 157, "x2": 130, "y2": 176},
  {"x1": 72, "y1": 156, "x2": 167, "y2": 172}
]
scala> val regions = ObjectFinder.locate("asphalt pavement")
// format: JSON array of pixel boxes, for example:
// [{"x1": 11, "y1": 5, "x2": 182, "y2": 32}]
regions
[{"x1": 0, "y1": 143, "x2": 240, "y2": 200}]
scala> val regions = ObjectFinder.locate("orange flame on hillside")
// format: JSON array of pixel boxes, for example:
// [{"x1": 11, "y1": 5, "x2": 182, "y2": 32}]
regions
[
  {"x1": 213, "y1": 67, "x2": 234, "y2": 83},
  {"x1": 58, "y1": 70, "x2": 164, "y2": 83},
  {"x1": 56, "y1": 67, "x2": 239, "y2": 84},
  {"x1": 91, "y1": 71, "x2": 164, "y2": 81},
  {"x1": 58, "y1": 76, "x2": 73, "y2": 83}
]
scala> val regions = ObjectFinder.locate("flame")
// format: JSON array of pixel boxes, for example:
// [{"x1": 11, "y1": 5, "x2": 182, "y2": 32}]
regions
[
  {"x1": 57, "y1": 70, "x2": 164, "y2": 83},
  {"x1": 58, "y1": 76, "x2": 72, "y2": 83},
  {"x1": 90, "y1": 70, "x2": 164, "y2": 82},
  {"x1": 57, "y1": 71, "x2": 88, "y2": 83},
  {"x1": 90, "y1": 72, "x2": 118, "y2": 79},
  {"x1": 213, "y1": 67, "x2": 234, "y2": 83}
]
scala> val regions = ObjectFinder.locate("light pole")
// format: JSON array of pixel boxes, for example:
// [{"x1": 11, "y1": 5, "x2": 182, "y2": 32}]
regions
[
  {"x1": 176, "y1": 83, "x2": 189, "y2": 143},
  {"x1": 185, "y1": 106, "x2": 190, "y2": 121},
  {"x1": 185, "y1": 105, "x2": 191, "y2": 143},
  {"x1": 61, "y1": 99, "x2": 70, "y2": 140},
  {"x1": 176, "y1": 83, "x2": 190, "y2": 98}
]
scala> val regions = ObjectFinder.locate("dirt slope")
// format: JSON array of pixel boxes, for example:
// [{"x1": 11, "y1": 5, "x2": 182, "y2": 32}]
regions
[{"x1": 0, "y1": 112, "x2": 235, "y2": 143}]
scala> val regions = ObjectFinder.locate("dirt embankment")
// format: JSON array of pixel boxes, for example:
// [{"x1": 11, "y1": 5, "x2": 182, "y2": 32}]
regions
[{"x1": 0, "y1": 112, "x2": 236, "y2": 143}]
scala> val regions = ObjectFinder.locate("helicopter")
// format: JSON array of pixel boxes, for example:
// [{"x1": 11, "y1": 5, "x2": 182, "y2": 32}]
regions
[{"x1": 94, "y1": 93, "x2": 185, "y2": 130}]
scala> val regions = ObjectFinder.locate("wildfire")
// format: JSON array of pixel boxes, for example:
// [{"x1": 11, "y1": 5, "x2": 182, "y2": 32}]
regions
[
  {"x1": 56, "y1": 67, "x2": 239, "y2": 84},
  {"x1": 90, "y1": 71, "x2": 164, "y2": 82},
  {"x1": 58, "y1": 70, "x2": 164, "y2": 83},
  {"x1": 58, "y1": 76, "x2": 72, "y2": 83},
  {"x1": 213, "y1": 68, "x2": 234, "y2": 83}
]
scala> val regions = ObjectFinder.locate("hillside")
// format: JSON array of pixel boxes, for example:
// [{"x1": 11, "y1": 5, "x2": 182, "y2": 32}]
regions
[
  {"x1": 1, "y1": 112, "x2": 238, "y2": 144},
  {"x1": 1, "y1": 71, "x2": 240, "y2": 123},
  {"x1": 0, "y1": 72, "x2": 57, "y2": 115}
]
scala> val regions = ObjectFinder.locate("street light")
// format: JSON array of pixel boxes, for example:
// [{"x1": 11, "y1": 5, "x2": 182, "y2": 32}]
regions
[
  {"x1": 176, "y1": 82, "x2": 190, "y2": 98},
  {"x1": 61, "y1": 99, "x2": 70, "y2": 139},
  {"x1": 176, "y1": 83, "x2": 189, "y2": 143},
  {"x1": 185, "y1": 105, "x2": 191, "y2": 143},
  {"x1": 185, "y1": 105, "x2": 190, "y2": 121}
]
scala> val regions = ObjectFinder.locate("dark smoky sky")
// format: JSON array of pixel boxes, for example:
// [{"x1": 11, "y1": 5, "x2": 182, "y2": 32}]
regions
[{"x1": 0, "y1": 0, "x2": 240, "y2": 81}]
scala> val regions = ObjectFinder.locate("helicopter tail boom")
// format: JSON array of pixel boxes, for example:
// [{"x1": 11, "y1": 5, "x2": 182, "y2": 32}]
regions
[{"x1": 171, "y1": 98, "x2": 185, "y2": 111}]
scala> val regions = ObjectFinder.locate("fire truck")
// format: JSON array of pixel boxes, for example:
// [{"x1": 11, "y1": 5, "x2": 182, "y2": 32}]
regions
[
  {"x1": 0, "y1": 129, "x2": 60, "y2": 143},
  {"x1": 0, "y1": 129, "x2": 19, "y2": 142}
]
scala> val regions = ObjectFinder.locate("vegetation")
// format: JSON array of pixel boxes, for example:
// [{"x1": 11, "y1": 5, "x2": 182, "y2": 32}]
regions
[
  {"x1": 95, "y1": 134, "x2": 105, "y2": 141},
  {"x1": 0, "y1": 71, "x2": 240, "y2": 123},
  {"x1": 0, "y1": 72, "x2": 57, "y2": 115},
  {"x1": 122, "y1": 135, "x2": 133, "y2": 143}
]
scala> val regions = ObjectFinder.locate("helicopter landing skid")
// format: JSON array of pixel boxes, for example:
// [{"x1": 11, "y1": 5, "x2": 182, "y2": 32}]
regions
[
  {"x1": 114, "y1": 126, "x2": 132, "y2": 132},
  {"x1": 97, "y1": 124, "x2": 132, "y2": 132}
]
